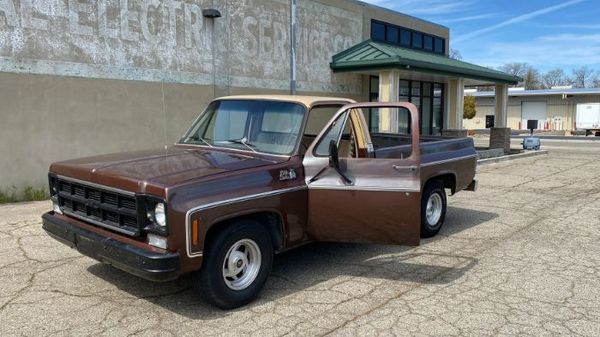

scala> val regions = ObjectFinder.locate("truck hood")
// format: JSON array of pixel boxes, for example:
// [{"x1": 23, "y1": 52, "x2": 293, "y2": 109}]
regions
[{"x1": 50, "y1": 146, "x2": 284, "y2": 194}]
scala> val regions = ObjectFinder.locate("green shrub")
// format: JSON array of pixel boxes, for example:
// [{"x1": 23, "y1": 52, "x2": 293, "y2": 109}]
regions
[
  {"x1": 22, "y1": 186, "x2": 49, "y2": 201},
  {"x1": 0, "y1": 186, "x2": 49, "y2": 204}
]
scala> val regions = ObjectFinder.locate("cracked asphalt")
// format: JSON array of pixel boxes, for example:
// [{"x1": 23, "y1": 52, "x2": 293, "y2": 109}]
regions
[{"x1": 2, "y1": 146, "x2": 600, "y2": 336}]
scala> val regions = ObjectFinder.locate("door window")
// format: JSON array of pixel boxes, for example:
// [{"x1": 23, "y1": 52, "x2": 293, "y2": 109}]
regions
[
  {"x1": 367, "y1": 107, "x2": 413, "y2": 159},
  {"x1": 314, "y1": 111, "x2": 349, "y2": 156}
]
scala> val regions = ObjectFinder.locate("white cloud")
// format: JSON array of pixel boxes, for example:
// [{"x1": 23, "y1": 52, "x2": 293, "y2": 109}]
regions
[
  {"x1": 454, "y1": 0, "x2": 586, "y2": 43},
  {"x1": 550, "y1": 24, "x2": 600, "y2": 29},
  {"x1": 443, "y1": 14, "x2": 497, "y2": 23},
  {"x1": 464, "y1": 33, "x2": 600, "y2": 70},
  {"x1": 360, "y1": 0, "x2": 473, "y2": 16}
]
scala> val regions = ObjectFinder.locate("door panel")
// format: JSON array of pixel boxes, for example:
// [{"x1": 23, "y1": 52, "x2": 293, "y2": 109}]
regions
[{"x1": 303, "y1": 102, "x2": 422, "y2": 246}]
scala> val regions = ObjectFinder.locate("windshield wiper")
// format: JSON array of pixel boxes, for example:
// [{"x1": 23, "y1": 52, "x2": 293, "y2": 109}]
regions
[
  {"x1": 185, "y1": 134, "x2": 213, "y2": 147},
  {"x1": 217, "y1": 137, "x2": 257, "y2": 153}
]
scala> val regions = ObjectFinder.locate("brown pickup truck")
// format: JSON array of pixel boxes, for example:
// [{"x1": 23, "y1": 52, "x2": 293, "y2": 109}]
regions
[{"x1": 42, "y1": 95, "x2": 477, "y2": 308}]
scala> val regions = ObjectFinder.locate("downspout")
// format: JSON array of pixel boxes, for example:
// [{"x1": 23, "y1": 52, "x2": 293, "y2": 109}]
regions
[{"x1": 290, "y1": 0, "x2": 297, "y2": 95}]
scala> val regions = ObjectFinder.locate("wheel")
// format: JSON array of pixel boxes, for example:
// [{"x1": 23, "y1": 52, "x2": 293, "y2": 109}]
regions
[
  {"x1": 534, "y1": 145, "x2": 540, "y2": 150},
  {"x1": 193, "y1": 220, "x2": 273, "y2": 309},
  {"x1": 420, "y1": 181, "x2": 447, "y2": 238}
]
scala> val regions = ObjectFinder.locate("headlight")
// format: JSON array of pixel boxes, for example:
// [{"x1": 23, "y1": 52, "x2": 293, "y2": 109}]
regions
[{"x1": 154, "y1": 203, "x2": 167, "y2": 227}]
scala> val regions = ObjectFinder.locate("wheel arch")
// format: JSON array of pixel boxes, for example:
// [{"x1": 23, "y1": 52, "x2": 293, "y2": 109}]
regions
[
  {"x1": 424, "y1": 172, "x2": 457, "y2": 195},
  {"x1": 203, "y1": 210, "x2": 285, "y2": 253}
]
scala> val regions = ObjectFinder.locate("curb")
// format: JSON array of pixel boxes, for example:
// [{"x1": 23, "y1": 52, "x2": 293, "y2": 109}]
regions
[{"x1": 477, "y1": 150, "x2": 549, "y2": 166}]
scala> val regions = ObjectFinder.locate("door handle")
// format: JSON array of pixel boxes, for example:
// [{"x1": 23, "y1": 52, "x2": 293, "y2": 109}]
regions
[{"x1": 393, "y1": 165, "x2": 417, "y2": 172}]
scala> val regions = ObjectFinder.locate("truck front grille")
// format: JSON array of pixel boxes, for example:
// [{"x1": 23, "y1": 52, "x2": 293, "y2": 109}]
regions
[{"x1": 52, "y1": 176, "x2": 142, "y2": 236}]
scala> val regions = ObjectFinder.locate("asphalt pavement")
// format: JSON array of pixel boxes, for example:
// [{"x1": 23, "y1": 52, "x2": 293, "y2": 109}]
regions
[{"x1": 1, "y1": 140, "x2": 600, "y2": 336}]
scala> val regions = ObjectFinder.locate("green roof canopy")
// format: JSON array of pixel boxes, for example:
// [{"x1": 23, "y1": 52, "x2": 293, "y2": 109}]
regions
[{"x1": 330, "y1": 40, "x2": 521, "y2": 85}]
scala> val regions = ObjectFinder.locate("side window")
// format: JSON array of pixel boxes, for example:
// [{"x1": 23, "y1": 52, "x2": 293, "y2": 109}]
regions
[
  {"x1": 368, "y1": 107, "x2": 413, "y2": 159},
  {"x1": 301, "y1": 105, "x2": 343, "y2": 155},
  {"x1": 314, "y1": 111, "x2": 349, "y2": 156}
]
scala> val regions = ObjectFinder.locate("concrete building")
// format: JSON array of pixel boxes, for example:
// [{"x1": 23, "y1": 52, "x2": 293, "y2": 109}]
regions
[
  {"x1": 0, "y1": 0, "x2": 517, "y2": 193},
  {"x1": 465, "y1": 88, "x2": 600, "y2": 132}
]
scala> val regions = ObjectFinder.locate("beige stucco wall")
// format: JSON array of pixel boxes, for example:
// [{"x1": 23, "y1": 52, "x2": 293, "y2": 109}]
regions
[
  {"x1": 0, "y1": 0, "x2": 446, "y2": 192},
  {"x1": 464, "y1": 94, "x2": 600, "y2": 131}
]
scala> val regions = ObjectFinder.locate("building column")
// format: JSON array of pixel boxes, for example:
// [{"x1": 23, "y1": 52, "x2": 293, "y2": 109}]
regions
[
  {"x1": 490, "y1": 83, "x2": 511, "y2": 153},
  {"x1": 442, "y1": 78, "x2": 467, "y2": 137},
  {"x1": 378, "y1": 70, "x2": 400, "y2": 133}
]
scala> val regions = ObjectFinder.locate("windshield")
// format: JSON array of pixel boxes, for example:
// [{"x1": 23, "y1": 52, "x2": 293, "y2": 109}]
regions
[{"x1": 180, "y1": 100, "x2": 306, "y2": 155}]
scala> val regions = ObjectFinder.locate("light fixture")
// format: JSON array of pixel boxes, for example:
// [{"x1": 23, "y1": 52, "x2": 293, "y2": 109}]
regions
[{"x1": 202, "y1": 9, "x2": 221, "y2": 18}]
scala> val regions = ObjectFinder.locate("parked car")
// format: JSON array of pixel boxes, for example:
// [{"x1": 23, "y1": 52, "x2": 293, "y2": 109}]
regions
[{"x1": 42, "y1": 96, "x2": 477, "y2": 309}]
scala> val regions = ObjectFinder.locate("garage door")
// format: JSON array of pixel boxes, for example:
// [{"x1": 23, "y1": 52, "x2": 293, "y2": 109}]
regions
[{"x1": 521, "y1": 101, "x2": 547, "y2": 130}]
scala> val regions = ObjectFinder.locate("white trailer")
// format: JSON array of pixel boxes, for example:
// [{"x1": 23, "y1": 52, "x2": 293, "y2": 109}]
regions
[{"x1": 576, "y1": 103, "x2": 600, "y2": 136}]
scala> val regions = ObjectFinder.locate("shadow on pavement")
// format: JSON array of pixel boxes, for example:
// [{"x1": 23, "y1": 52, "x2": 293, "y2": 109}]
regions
[
  {"x1": 86, "y1": 206, "x2": 494, "y2": 319},
  {"x1": 437, "y1": 206, "x2": 498, "y2": 237}
]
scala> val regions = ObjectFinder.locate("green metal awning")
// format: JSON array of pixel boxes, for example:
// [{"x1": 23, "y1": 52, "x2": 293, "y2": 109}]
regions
[{"x1": 330, "y1": 40, "x2": 521, "y2": 84}]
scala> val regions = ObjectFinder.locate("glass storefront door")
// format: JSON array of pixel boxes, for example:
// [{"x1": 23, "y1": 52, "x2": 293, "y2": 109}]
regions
[{"x1": 368, "y1": 76, "x2": 445, "y2": 136}]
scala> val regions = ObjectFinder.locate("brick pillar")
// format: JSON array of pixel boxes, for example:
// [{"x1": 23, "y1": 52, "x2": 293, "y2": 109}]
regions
[{"x1": 490, "y1": 127, "x2": 511, "y2": 153}]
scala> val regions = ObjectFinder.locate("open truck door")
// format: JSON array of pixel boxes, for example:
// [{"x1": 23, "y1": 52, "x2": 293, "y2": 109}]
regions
[{"x1": 302, "y1": 102, "x2": 421, "y2": 246}]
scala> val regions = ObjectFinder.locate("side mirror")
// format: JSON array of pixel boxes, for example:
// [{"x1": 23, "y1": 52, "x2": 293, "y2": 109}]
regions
[
  {"x1": 328, "y1": 139, "x2": 352, "y2": 184},
  {"x1": 328, "y1": 139, "x2": 339, "y2": 169}
]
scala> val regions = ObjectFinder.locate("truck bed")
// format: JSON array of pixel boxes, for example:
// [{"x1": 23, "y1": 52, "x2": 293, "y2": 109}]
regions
[
  {"x1": 371, "y1": 133, "x2": 477, "y2": 191},
  {"x1": 372, "y1": 133, "x2": 475, "y2": 160}
]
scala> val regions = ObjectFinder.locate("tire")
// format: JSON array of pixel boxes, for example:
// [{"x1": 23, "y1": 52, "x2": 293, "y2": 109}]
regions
[
  {"x1": 193, "y1": 219, "x2": 273, "y2": 309},
  {"x1": 420, "y1": 181, "x2": 447, "y2": 238}
]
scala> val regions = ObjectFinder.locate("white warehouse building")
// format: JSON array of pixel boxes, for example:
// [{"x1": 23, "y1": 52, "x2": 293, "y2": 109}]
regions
[{"x1": 465, "y1": 87, "x2": 600, "y2": 133}]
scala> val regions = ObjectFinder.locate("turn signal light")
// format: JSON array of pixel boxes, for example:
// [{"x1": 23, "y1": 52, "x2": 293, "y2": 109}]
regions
[{"x1": 192, "y1": 219, "x2": 199, "y2": 245}]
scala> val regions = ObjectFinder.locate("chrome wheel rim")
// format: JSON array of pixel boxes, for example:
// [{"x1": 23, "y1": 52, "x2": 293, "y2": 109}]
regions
[
  {"x1": 222, "y1": 239, "x2": 262, "y2": 291},
  {"x1": 426, "y1": 193, "x2": 443, "y2": 226}
]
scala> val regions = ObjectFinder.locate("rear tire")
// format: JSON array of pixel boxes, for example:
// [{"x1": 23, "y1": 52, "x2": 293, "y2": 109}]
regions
[
  {"x1": 193, "y1": 219, "x2": 273, "y2": 309},
  {"x1": 420, "y1": 181, "x2": 447, "y2": 238}
]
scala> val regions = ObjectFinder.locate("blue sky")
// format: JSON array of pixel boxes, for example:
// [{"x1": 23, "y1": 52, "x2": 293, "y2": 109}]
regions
[{"x1": 361, "y1": 0, "x2": 600, "y2": 73}]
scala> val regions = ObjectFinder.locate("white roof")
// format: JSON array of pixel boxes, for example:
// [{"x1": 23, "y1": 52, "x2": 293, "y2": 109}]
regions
[{"x1": 472, "y1": 88, "x2": 600, "y2": 97}]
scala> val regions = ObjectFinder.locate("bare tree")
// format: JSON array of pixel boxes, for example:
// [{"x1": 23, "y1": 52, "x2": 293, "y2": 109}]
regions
[
  {"x1": 497, "y1": 62, "x2": 529, "y2": 78},
  {"x1": 449, "y1": 48, "x2": 462, "y2": 60},
  {"x1": 592, "y1": 72, "x2": 600, "y2": 88},
  {"x1": 541, "y1": 69, "x2": 567, "y2": 89},
  {"x1": 571, "y1": 66, "x2": 594, "y2": 88},
  {"x1": 523, "y1": 68, "x2": 541, "y2": 90}
]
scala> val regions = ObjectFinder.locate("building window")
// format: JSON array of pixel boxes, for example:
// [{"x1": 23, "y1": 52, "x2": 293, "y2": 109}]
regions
[
  {"x1": 400, "y1": 29, "x2": 411, "y2": 46},
  {"x1": 369, "y1": 76, "x2": 379, "y2": 102},
  {"x1": 370, "y1": 20, "x2": 446, "y2": 55},
  {"x1": 433, "y1": 83, "x2": 443, "y2": 135},
  {"x1": 371, "y1": 21, "x2": 385, "y2": 41},
  {"x1": 411, "y1": 32, "x2": 422, "y2": 48},
  {"x1": 368, "y1": 76, "x2": 444, "y2": 136},
  {"x1": 423, "y1": 35, "x2": 433, "y2": 51},
  {"x1": 434, "y1": 37, "x2": 444, "y2": 54},
  {"x1": 386, "y1": 26, "x2": 399, "y2": 43}
]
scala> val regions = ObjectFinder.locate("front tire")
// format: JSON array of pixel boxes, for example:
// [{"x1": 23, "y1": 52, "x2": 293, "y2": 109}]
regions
[
  {"x1": 420, "y1": 181, "x2": 447, "y2": 238},
  {"x1": 193, "y1": 220, "x2": 273, "y2": 309}
]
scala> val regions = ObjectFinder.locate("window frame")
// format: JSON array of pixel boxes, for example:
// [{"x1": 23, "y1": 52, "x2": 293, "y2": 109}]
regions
[{"x1": 370, "y1": 19, "x2": 446, "y2": 55}]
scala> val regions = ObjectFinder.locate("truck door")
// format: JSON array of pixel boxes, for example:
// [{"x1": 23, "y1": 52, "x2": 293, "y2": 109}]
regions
[{"x1": 302, "y1": 102, "x2": 421, "y2": 246}]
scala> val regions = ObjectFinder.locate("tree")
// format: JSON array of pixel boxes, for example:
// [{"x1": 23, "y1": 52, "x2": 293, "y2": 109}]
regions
[
  {"x1": 497, "y1": 62, "x2": 529, "y2": 78},
  {"x1": 449, "y1": 48, "x2": 462, "y2": 60},
  {"x1": 463, "y1": 95, "x2": 477, "y2": 119},
  {"x1": 541, "y1": 69, "x2": 567, "y2": 89},
  {"x1": 591, "y1": 72, "x2": 600, "y2": 88},
  {"x1": 523, "y1": 68, "x2": 541, "y2": 90},
  {"x1": 571, "y1": 66, "x2": 594, "y2": 88}
]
